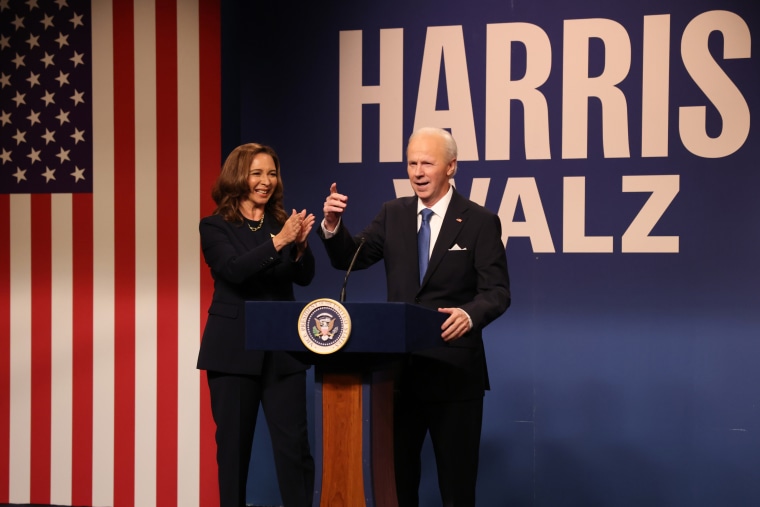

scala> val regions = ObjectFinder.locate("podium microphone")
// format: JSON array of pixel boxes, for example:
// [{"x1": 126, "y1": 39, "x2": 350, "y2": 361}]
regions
[{"x1": 339, "y1": 237, "x2": 365, "y2": 302}]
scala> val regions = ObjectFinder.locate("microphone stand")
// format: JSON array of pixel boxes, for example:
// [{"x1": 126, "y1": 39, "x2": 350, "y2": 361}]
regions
[{"x1": 339, "y1": 237, "x2": 365, "y2": 302}]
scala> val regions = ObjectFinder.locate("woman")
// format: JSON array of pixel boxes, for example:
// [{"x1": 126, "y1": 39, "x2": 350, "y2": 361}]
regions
[{"x1": 198, "y1": 143, "x2": 316, "y2": 507}]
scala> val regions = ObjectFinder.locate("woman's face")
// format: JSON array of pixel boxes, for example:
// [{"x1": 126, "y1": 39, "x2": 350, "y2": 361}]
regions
[{"x1": 247, "y1": 152, "x2": 278, "y2": 208}]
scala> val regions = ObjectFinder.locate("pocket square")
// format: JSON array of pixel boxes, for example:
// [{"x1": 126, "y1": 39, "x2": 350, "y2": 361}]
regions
[{"x1": 448, "y1": 244, "x2": 467, "y2": 251}]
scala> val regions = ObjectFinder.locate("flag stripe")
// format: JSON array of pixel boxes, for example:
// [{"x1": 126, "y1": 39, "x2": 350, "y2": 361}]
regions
[
  {"x1": 50, "y1": 193, "x2": 74, "y2": 504},
  {"x1": 112, "y1": 0, "x2": 138, "y2": 504},
  {"x1": 71, "y1": 193, "x2": 94, "y2": 506},
  {"x1": 133, "y1": 0, "x2": 159, "y2": 504},
  {"x1": 9, "y1": 195, "x2": 32, "y2": 503},
  {"x1": 91, "y1": 0, "x2": 117, "y2": 502},
  {"x1": 176, "y1": 0, "x2": 203, "y2": 505},
  {"x1": 198, "y1": 0, "x2": 223, "y2": 503},
  {"x1": 156, "y1": 0, "x2": 180, "y2": 505},
  {"x1": 0, "y1": 195, "x2": 9, "y2": 502},
  {"x1": 31, "y1": 194, "x2": 52, "y2": 503}
]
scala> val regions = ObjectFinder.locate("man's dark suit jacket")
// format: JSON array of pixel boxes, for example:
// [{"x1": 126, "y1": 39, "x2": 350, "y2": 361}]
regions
[
  {"x1": 197, "y1": 213, "x2": 314, "y2": 376},
  {"x1": 319, "y1": 188, "x2": 510, "y2": 400}
]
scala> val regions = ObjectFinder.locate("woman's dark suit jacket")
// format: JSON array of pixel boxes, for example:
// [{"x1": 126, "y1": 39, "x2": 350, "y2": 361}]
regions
[{"x1": 197, "y1": 213, "x2": 314, "y2": 376}]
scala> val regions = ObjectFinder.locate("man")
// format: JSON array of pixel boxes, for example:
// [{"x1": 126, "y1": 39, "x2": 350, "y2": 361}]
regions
[{"x1": 319, "y1": 127, "x2": 510, "y2": 506}]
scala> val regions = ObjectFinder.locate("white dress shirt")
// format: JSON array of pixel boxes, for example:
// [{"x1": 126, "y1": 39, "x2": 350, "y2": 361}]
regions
[{"x1": 416, "y1": 185, "x2": 453, "y2": 261}]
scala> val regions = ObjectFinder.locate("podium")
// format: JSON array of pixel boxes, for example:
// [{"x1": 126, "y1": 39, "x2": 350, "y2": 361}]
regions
[{"x1": 245, "y1": 301, "x2": 447, "y2": 507}]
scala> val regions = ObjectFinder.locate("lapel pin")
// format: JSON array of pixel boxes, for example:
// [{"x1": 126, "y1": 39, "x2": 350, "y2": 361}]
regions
[{"x1": 456, "y1": 218, "x2": 463, "y2": 222}]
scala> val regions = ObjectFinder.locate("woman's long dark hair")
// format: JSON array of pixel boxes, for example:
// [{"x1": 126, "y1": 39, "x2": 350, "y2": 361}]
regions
[{"x1": 210, "y1": 143, "x2": 288, "y2": 225}]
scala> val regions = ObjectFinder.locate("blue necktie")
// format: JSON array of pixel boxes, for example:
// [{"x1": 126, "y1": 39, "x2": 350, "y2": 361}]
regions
[{"x1": 418, "y1": 208, "x2": 433, "y2": 283}]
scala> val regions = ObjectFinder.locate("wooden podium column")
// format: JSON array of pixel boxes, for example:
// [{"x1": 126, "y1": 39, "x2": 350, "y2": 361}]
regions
[
  {"x1": 320, "y1": 372, "x2": 365, "y2": 505},
  {"x1": 315, "y1": 369, "x2": 398, "y2": 507}
]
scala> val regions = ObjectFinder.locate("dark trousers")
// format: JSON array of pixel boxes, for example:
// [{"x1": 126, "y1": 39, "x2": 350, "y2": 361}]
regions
[
  {"x1": 208, "y1": 367, "x2": 315, "y2": 507},
  {"x1": 394, "y1": 393, "x2": 484, "y2": 507}
]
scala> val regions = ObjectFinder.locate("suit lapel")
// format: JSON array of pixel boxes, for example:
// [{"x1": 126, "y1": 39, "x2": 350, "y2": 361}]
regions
[
  {"x1": 233, "y1": 219, "x2": 254, "y2": 250},
  {"x1": 421, "y1": 190, "x2": 468, "y2": 286},
  {"x1": 402, "y1": 197, "x2": 419, "y2": 252}
]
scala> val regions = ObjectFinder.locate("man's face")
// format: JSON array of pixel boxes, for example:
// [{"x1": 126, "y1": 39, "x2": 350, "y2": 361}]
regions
[{"x1": 406, "y1": 133, "x2": 455, "y2": 207}]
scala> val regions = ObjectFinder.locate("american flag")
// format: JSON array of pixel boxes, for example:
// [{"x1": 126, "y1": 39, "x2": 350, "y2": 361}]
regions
[{"x1": 1, "y1": 0, "x2": 220, "y2": 505}]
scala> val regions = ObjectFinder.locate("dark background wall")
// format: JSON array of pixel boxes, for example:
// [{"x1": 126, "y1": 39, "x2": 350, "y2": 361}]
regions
[{"x1": 220, "y1": 1, "x2": 760, "y2": 505}]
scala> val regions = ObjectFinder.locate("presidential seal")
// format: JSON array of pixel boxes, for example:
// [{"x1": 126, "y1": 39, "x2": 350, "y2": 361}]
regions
[{"x1": 298, "y1": 298, "x2": 352, "y2": 354}]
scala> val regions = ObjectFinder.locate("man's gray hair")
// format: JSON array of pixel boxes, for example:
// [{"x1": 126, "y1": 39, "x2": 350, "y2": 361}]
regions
[{"x1": 408, "y1": 127, "x2": 458, "y2": 175}]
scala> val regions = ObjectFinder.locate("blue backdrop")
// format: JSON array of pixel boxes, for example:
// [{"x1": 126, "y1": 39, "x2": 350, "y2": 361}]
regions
[{"x1": 221, "y1": 0, "x2": 760, "y2": 505}]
